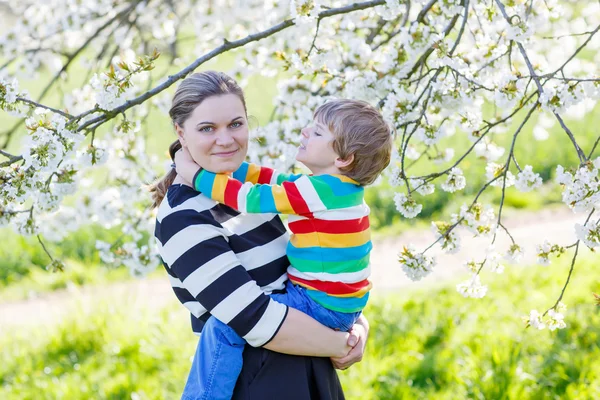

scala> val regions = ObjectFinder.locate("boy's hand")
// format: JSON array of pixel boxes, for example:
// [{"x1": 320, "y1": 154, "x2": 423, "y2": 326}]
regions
[{"x1": 174, "y1": 147, "x2": 202, "y2": 185}]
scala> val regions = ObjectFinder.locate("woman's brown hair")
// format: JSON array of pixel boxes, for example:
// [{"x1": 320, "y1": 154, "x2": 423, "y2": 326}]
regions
[{"x1": 149, "y1": 71, "x2": 247, "y2": 208}]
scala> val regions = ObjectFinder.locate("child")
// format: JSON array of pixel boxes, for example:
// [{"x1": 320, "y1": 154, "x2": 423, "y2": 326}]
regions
[{"x1": 174, "y1": 99, "x2": 392, "y2": 399}]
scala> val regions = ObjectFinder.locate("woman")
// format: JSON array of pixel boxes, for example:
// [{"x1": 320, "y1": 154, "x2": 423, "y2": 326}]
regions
[{"x1": 150, "y1": 71, "x2": 369, "y2": 400}]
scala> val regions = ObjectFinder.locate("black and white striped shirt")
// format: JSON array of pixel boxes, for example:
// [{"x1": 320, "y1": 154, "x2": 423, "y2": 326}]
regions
[{"x1": 154, "y1": 184, "x2": 290, "y2": 347}]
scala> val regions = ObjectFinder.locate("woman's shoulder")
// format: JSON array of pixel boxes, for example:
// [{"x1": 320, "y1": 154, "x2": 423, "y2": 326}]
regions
[
  {"x1": 155, "y1": 185, "x2": 223, "y2": 238},
  {"x1": 156, "y1": 184, "x2": 217, "y2": 221}
]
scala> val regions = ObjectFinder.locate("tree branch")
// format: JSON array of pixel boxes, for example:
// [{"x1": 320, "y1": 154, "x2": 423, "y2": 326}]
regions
[
  {"x1": 16, "y1": 97, "x2": 74, "y2": 119},
  {"x1": 542, "y1": 23, "x2": 600, "y2": 78}
]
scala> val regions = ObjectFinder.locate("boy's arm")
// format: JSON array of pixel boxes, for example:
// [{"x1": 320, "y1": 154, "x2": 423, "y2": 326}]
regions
[
  {"x1": 195, "y1": 168, "x2": 328, "y2": 216},
  {"x1": 174, "y1": 148, "x2": 328, "y2": 215},
  {"x1": 233, "y1": 161, "x2": 303, "y2": 185}
]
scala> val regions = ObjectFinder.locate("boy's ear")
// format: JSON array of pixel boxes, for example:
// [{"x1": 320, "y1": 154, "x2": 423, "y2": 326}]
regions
[
  {"x1": 334, "y1": 153, "x2": 354, "y2": 169},
  {"x1": 175, "y1": 123, "x2": 186, "y2": 147}
]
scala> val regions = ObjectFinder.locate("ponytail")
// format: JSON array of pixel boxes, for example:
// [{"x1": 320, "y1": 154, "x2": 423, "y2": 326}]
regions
[{"x1": 149, "y1": 140, "x2": 182, "y2": 208}]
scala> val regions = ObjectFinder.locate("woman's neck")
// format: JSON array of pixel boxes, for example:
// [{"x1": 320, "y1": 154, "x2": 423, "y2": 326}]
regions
[{"x1": 173, "y1": 174, "x2": 194, "y2": 188}]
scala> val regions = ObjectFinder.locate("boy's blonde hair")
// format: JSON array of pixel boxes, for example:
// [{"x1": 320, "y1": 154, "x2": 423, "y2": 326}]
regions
[{"x1": 314, "y1": 99, "x2": 393, "y2": 186}]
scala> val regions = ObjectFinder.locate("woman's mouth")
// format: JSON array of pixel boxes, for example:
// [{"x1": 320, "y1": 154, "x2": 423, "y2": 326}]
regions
[
  {"x1": 213, "y1": 149, "x2": 239, "y2": 158},
  {"x1": 299, "y1": 143, "x2": 306, "y2": 150}
]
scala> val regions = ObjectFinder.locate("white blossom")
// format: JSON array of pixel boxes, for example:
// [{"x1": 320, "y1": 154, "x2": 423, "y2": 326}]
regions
[
  {"x1": 486, "y1": 162, "x2": 515, "y2": 188},
  {"x1": 394, "y1": 192, "x2": 422, "y2": 218},
  {"x1": 398, "y1": 245, "x2": 435, "y2": 281},
  {"x1": 533, "y1": 126, "x2": 550, "y2": 141},
  {"x1": 575, "y1": 221, "x2": 600, "y2": 249},
  {"x1": 515, "y1": 165, "x2": 543, "y2": 192},
  {"x1": 504, "y1": 244, "x2": 524, "y2": 264},
  {"x1": 431, "y1": 221, "x2": 461, "y2": 254},
  {"x1": 452, "y1": 203, "x2": 495, "y2": 237},
  {"x1": 555, "y1": 161, "x2": 600, "y2": 213},
  {"x1": 535, "y1": 240, "x2": 565, "y2": 266},
  {"x1": 411, "y1": 178, "x2": 435, "y2": 196},
  {"x1": 486, "y1": 249, "x2": 505, "y2": 274},
  {"x1": 441, "y1": 167, "x2": 466, "y2": 193},
  {"x1": 527, "y1": 310, "x2": 546, "y2": 330},
  {"x1": 456, "y1": 274, "x2": 488, "y2": 298},
  {"x1": 547, "y1": 309, "x2": 566, "y2": 331},
  {"x1": 474, "y1": 140, "x2": 505, "y2": 162},
  {"x1": 414, "y1": 123, "x2": 445, "y2": 146}
]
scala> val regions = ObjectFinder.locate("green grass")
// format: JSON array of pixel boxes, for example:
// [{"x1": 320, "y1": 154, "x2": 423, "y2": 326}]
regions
[
  {"x1": 0, "y1": 223, "x2": 171, "y2": 301},
  {"x1": 1, "y1": 255, "x2": 599, "y2": 399}
]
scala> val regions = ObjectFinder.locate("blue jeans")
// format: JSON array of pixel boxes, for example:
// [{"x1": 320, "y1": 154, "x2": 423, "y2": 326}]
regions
[{"x1": 181, "y1": 281, "x2": 362, "y2": 400}]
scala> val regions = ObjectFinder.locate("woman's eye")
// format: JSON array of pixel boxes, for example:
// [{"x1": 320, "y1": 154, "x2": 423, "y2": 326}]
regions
[
  {"x1": 230, "y1": 121, "x2": 243, "y2": 128},
  {"x1": 198, "y1": 126, "x2": 213, "y2": 133},
  {"x1": 314, "y1": 130, "x2": 322, "y2": 136}
]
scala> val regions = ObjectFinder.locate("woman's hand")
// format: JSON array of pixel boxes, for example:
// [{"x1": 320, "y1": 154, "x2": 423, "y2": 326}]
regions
[
  {"x1": 174, "y1": 147, "x2": 202, "y2": 185},
  {"x1": 330, "y1": 315, "x2": 369, "y2": 370}
]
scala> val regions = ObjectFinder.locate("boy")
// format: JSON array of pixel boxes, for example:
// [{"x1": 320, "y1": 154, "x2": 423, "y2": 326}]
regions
[{"x1": 175, "y1": 99, "x2": 392, "y2": 399}]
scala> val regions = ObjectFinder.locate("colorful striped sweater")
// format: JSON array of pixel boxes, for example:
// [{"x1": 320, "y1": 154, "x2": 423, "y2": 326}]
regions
[{"x1": 192, "y1": 162, "x2": 372, "y2": 313}]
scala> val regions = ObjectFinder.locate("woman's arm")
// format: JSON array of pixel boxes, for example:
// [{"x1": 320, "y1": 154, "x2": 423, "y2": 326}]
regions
[
  {"x1": 265, "y1": 308, "x2": 351, "y2": 357},
  {"x1": 157, "y1": 210, "x2": 349, "y2": 357}
]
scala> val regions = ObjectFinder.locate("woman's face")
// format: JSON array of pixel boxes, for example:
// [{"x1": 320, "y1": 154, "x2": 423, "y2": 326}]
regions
[{"x1": 176, "y1": 94, "x2": 249, "y2": 173}]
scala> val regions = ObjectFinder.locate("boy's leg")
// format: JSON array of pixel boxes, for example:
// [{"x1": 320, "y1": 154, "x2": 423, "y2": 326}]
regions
[
  {"x1": 271, "y1": 281, "x2": 361, "y2": 332},
  {"x1": 182, "y1": 316, "x2": 245, "y2": 400}
]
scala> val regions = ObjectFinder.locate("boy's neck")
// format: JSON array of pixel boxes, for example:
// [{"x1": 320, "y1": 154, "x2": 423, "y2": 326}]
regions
[{"x1": 308, "y1": 165, "x2": 345, "y2": 177}]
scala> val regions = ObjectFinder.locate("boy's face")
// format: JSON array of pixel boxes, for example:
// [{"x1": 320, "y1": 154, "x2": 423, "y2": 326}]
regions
[{"x1": 296, "y1": 118, "x2": 341, "y2": 175}]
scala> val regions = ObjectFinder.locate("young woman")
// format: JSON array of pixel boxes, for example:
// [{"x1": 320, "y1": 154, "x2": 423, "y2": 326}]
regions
[{"x1": 150, "y1": 71, "x2": 369, "y2": 400}]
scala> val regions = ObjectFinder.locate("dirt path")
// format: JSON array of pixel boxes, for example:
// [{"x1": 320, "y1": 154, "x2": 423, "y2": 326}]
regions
[{"x1": 0, "y1": 207, "x2": 587, "y2": 333}]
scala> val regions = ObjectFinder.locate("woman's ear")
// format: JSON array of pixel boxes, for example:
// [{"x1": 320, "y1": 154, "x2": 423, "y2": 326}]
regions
[
  {"x1": 175, "y1": 123, "x2": 186, "y2": 147},
  {"x1": 334, "y1": 153, "x2": 354, "y2": 169}
]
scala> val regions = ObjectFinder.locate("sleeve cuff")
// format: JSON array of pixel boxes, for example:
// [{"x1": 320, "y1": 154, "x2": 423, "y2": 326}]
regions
[
  {"x1": 192, "y1": 168, "x2": 203, "y2": 192},
  {"x1": 244, "y1": 300, "x2": 288, "y2": 347},
  {"x1": 261, "y1": 305, "x2": 289, "y2": 347}
]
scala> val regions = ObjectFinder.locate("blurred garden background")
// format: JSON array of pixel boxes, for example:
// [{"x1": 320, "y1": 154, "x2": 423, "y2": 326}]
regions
[{"x1": 2, "y1": 1, "x2": 600, "y2": 399}]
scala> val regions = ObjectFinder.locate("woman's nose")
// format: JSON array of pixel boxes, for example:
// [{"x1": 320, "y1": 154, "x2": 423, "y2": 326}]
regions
[
  {"x1": 215, "y1": 130, "x2": 235, "y2": 146},
  {"x1": 301, "y1": 128, "x2": 309, "y2": 138}
]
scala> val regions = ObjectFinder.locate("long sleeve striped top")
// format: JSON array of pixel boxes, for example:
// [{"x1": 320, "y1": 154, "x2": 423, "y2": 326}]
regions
[
  {"x1": 154, "y1": 183, "x2": 290, "y2": 346},
  {"x1": 193, "y1": 162, "x2": 372, "y2": 313}
]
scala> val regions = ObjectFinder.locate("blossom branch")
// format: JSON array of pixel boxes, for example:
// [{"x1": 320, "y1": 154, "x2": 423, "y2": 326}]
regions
[
  {"x1": 0, "y1": 154, "x2": 23, "y2": 167},
  {"x1": 544, "y1": 209, "x2": 595, "y2": 316},
  {"x1": 0, "y1": 1, "x2": 140, "y2": 148},
  {"x1": 307, "y1": 18, "x2": 322, "y2": 56},
  {"x1": 406, "y1": 1, "x2": 465, "y2": 79},
  {"x1": 588, "y1": 135, "x2": 600, "y2": 160},
  {"x1": 421, "y1": 174, "x2": 503, "y2": 254},
  {"x1": 372, "y1": 0, "x2": 437, "y2": 51},
  {"x1": 0, "y1": 149, "x2": 19, "y2": 160},
  {"x1": 493, "y1": 102, "x2": 538, "y2": 244},
  {"x1": 76, "y1": 0, "x2": 387, "y2": 133},
  {"x1": 495, "y1": 0, "x2": 587, "y2": 163},
  {"x1": 499, "y1": 222, "x2": 516, "y2": 245},
  {"x1": 414, "y1": 91, "x2": 538, "y2": 180},
  {"x1": 37, "y1": 234, "x2": 56, "y2": 263}
]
